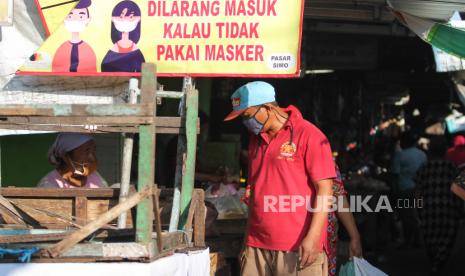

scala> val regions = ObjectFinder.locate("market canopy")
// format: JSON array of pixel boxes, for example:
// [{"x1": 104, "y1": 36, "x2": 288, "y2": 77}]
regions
[
  {"x1": 388, "y1": 0, "x2": 465, "y2": 60},
  {"x1": 19, "y1": 0, "x2": 304, "y2": 77}
]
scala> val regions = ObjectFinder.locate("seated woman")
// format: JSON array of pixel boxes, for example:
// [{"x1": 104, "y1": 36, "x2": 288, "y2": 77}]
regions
[{"x1": 38, "y1": 133, "x2": 107, "y2": 188}]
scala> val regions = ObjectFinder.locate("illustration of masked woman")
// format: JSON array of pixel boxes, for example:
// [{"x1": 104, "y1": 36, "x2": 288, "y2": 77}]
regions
[{"x1": 101, "y1": 0, "x2": 145, "y2": 72}]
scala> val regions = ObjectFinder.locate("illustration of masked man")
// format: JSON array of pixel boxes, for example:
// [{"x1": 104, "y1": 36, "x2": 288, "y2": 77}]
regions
[{"x1": 52, "y1": 0, "x2": 97, "y2": 72}]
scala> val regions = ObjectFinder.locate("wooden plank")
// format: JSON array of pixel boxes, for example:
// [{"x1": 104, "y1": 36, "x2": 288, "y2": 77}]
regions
[
  {"x1": 8, "y1": 198, "x2": 73, "y2": 225},
  {"x1": 0, "y1": 104, "x2": 153, "y2": 117},
  {"x1": 140, "y1": 64, "x2": 156, "y2": 105},
  {"x1": 152, "y1": 187, "x2": 162, "y2": 253},
  {"x1": 0, "y1": 116, "x2": 182, "y2": 127},
  {"x1": 0, "y1": 124, "x2": 187, "y2": 134},
  {"x1": 1, "y1": 188, "x2": 120, "y2": 198},
  {"x1": 193, "y1": 189, "x2": 206, "y2": 247},
  {"x1": 2, "y1": 231, "x2": 187, "y2": 261},
  {"x1": 0, "y1": 229, "x2": 135, "y2": 243},
  {"x1": 0, "y1": 197, "x2": 132, "y2": 228},
  {"x1": 210, "y1": 252, "x2": 226, "y2": 276},
  {"x1": 179, "y1": 86, "x2": 199, "y2": 229},
  {"x1": 136, "y1": 63, "x2": 156, "y2": 247},
  {"x1": 184, "y1": 188, "x2": 198, "y2": 241},
  {"x1": 75, "y1": 197, "x2": 88, "y2": 224},
  {"x1": 87, "y1": 199, "x2": 133, "y2": 227},
  {"x1": 0, "y1": 195, "x2": 28, "y2": 226},
  {"x1": 44, "y1": 185, "x2": 153, "y2": 258},
  {"x1": 9, "y1": 199, "x2": 84, "y2": 229},
  {"x1": 1, "y1": 116, "x2": 153, "y2": 125}
]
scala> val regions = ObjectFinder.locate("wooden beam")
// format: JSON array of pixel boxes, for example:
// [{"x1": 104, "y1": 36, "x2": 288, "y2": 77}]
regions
[
  {"x1": 193, "y1": 189, "x2": 206, "y2": 247},
  {"x1": 0, "y1": 104, "x2": 154, "y2": 117},
  {"x1": 0, "y1": 124, "x2": 187, "y2": 134},
  {"x1": 1, "y1": 116, "x2": 154, "y2": 125},
  {"x1": 74, "y1": 197, "x2": 88, "y2": 224},
  {"x1": 0, "y1": 195, "x2": 28, "y2": 226},
  {"x1": 0, "y1": 116, "x2": 183, "y2": 127},
  {"x1": 179, "y1": 86, "x2": 199, "y2": 229},
  {"x1": 0, "y1": 188, "x2": 120, "y2": 198},
  {"x1": 1, "y1": 187, "x2": 170, "y2": 200},
  {"x1": 0, "y1": 229, "x2": 135, "y2": 243},
  {"x1": 44, "y1": 185, "x2": 153, "y2": 258},
  {"x1": 152, "y1": 188, "x2": 163, "y2": 253}
]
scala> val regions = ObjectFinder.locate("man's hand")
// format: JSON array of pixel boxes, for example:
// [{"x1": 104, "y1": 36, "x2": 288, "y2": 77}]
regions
[
  {"x1": 348, "y1": 236, "x2": 362, "y2": 258},
  {"x1": 298, "y1": 234, "x2": 320, "y2": 268}
]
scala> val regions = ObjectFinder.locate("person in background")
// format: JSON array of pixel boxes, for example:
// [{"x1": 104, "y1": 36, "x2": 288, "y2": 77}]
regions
[
  {"x1": 391, "y1": 131, "x2": 426, "y2": 247},
  {"x1": 447, "y1": 134, "x2": 465, "y2": 169},
  {"x1": 416, "y1": 136, "x2": 463, "y2": 275},
  {"x1": 451, "y1": 173, "x2": 465, "y2": 200},
  {"x1": 327, "y1": 165, "x2": 362, "y2": 276},
  {"x1": 225, "y1": 81, "x2": 335, "y2": 276},
  {"x1": 38, "y1": 133, "x2": 107, "y2": 188}
]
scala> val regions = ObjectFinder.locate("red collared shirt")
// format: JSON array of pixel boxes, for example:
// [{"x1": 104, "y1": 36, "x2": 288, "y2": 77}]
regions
[{"x1": 246, "y1": 105, "x2": 336, "y2": 252}]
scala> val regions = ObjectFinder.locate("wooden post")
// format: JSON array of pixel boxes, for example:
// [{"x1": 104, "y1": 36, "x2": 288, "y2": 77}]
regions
[
  {"x1": 193, "y1": 189, "x2": 206, "y2": 247},
  {"x1": 178, "y1": 86, "x2": 199, "y2": 229},
  {"x1": 136, "y1": 63, "x2": 156, "y2": 245},
  {"x1": 169, "y1": 77, "x2": 191, "y2": 232},
  {"x1": 74, "y1": 196, "x2": 88, "y2": 224}
]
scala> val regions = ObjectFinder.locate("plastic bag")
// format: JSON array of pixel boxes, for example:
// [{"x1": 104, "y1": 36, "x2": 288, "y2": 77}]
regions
[
  {"x1": 205, "y1": 183, "x2": 248, "y2": 219},
  {"x1": 338, "y1": 259, "x2": 356, "y2": 276},
  {"x1": 353, "y1": 257, "x2": 388, "y2": 276}
]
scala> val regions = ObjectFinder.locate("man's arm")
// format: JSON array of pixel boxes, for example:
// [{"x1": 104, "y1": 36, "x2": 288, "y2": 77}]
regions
[{"x1": 299, "y1": 178, "x2": 333, "y2": 268}]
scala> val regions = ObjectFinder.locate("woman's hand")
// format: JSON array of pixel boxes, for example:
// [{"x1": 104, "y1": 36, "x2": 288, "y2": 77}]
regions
[{"x1": 348, "y1": 236, "x2": 362, "y2": 258}]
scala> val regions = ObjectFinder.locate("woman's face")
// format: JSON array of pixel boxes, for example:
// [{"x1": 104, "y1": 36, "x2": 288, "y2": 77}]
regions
[
  {"x1": 66, "y1": 140, "x2": 97, "y2": 176},
  {"x1": 112, "y1": 8, "x2": 140, "y2": 33},
  {"x1": 70, "y1": 140, "x2": 97, "y2": 164}
]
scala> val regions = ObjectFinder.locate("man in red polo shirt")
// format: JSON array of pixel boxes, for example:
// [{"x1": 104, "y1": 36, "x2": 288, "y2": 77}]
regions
[{"x1": 224, "y1": 81, "x2": 335, "y2": 276}]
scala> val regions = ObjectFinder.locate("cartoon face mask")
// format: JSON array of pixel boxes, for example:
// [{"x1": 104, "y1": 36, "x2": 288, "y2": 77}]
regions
[
  {"x1": 113, "y1": 20, "x2": 139, "y2": 33},
  {"x1": 64, "y1": 20, "x2": 87, "y2": 33}
]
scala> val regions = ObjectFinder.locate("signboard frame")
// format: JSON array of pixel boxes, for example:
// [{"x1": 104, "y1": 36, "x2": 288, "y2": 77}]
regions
[{"x1": 23, "y1": 0, "x2": 305, "y2": 78}]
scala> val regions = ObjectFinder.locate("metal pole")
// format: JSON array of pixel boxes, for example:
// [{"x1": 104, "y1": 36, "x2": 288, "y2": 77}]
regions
[{"x1": 117, "y1": 78, "x2": 139, "y2": 229}]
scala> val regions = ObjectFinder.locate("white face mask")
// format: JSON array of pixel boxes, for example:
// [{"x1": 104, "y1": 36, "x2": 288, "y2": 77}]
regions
[
  {"x1": 64, "y1": 20, "x2": 87, "y2": 33},
  {"x1": 114, "y1": 20, "x2": 138, "y2": 33}
]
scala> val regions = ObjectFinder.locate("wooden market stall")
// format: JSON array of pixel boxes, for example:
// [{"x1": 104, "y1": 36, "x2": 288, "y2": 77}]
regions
[{"x1": 0, "y1": 64, "x2": 207, "y2": 264}]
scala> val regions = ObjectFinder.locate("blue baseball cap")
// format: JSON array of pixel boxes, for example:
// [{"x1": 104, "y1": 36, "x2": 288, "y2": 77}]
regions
[{"x1": 224, "y1": 81, "x2": 276, "y2": 121}]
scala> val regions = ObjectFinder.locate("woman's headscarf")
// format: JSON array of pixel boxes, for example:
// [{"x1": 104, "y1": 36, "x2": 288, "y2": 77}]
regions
[{"x1": 48, "y1": 133, "x2": 94, "y2": 165}]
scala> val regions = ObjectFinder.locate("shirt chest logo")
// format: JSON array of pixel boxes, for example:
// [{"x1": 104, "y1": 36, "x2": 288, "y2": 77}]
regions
[{"x1": 279, "y1": 142, "x2": 297, "y2": 158}]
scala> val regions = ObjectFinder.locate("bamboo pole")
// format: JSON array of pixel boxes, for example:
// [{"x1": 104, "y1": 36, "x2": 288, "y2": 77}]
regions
[{"x1": 117, "y1": 78, "x2": 139, "y2": 229}]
